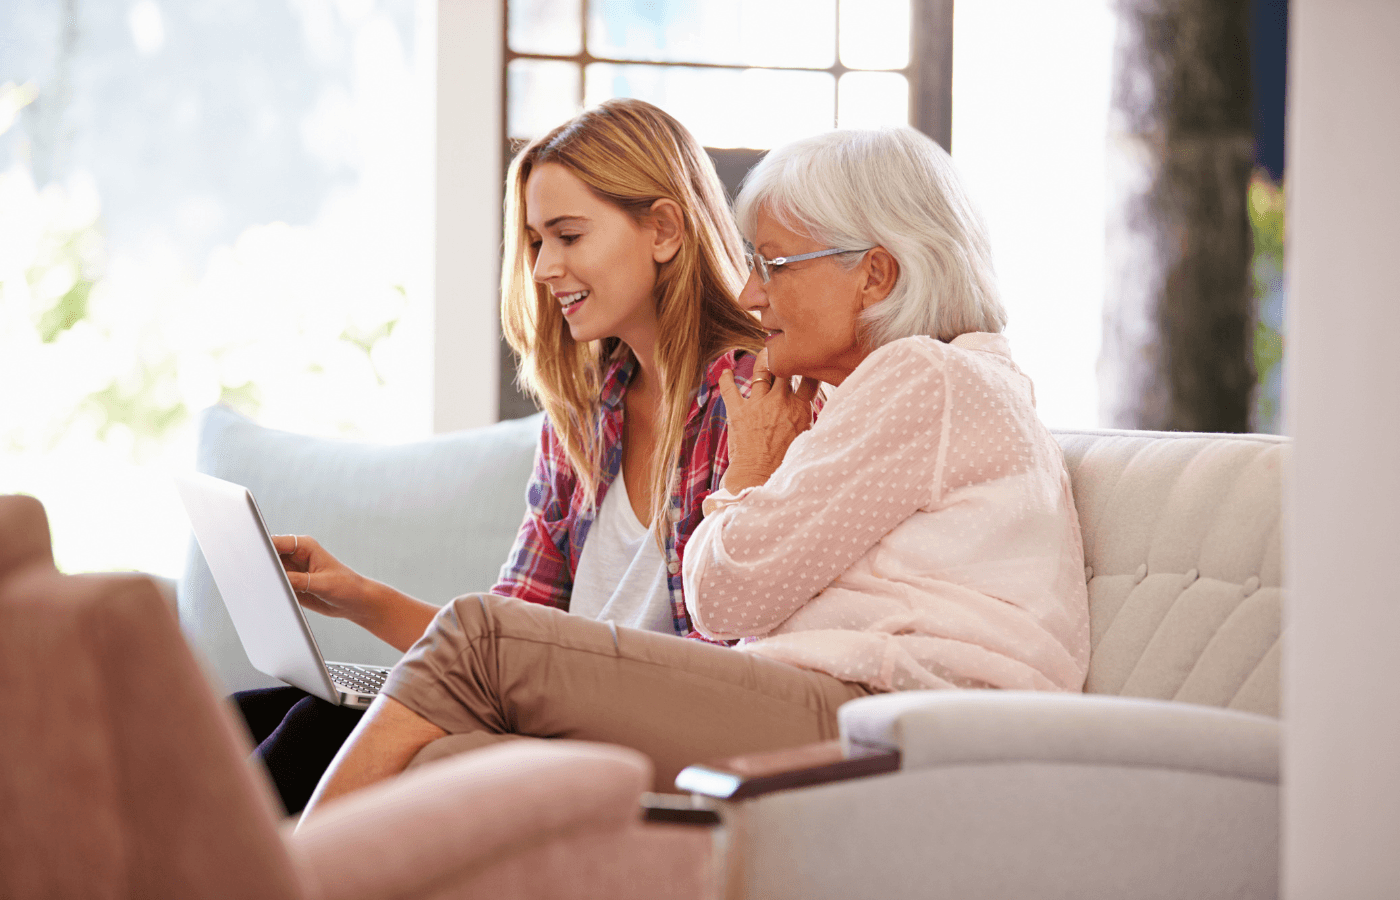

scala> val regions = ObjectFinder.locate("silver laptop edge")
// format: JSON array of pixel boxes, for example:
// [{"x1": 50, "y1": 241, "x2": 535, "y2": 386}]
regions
[{"x1": 174, "y1": 472, "x2": 381, "y2": 709}]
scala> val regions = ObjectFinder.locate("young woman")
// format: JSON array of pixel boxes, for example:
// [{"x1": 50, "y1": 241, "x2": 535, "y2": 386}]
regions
[{"x1": 238, "y1": 98, "x2": 766, "y2": 814}]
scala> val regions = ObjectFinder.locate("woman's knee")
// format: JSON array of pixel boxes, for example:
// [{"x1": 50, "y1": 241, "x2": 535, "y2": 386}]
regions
[
  {"x1": 441, "y1": 592, "x2": 564, "y2": 646},
  {"x1": 437, "y1": 592, "x2": 503, "y2": 645}
]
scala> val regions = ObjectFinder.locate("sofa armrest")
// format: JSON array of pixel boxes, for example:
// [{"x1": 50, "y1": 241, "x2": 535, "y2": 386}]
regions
[
  {"x1": 285, "y1": 741, "x2": 651, "y2": 900},
  {"x1": 840, "y1": 690, "x2": 1279, "y2": 783},
  {"x1": 673, "y1": 692, "x2": 1276, "y2": 808},
  {"x1": 673, "y1": 739, "x2": 901, "y2": 801}
]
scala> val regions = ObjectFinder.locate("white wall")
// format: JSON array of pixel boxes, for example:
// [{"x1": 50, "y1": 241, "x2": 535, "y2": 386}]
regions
[
  {"x1": 1283, "y1": 0, "x2": 1400, "y2": 895},
  {"x1": 433, "y1": 0, "x2": 503, "y2": 431}
]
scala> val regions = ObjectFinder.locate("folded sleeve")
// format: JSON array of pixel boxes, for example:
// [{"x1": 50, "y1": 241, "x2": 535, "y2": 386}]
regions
[{"x1": 683, "y1": 339, "x2": 949, "y2": 640}]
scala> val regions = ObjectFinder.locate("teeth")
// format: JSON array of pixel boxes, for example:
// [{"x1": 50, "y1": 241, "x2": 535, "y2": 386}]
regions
[{"x1": 558, "y1": 290, "x2": 589, "y2": 306}]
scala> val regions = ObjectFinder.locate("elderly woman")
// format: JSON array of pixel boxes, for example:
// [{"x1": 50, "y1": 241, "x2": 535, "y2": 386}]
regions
[
  {"x1": 690, "y1": 126, "x2": 1088, "y2": 693},
  {"x1": 299, "y1": 126, "x2": 1088, "y2": 818}
]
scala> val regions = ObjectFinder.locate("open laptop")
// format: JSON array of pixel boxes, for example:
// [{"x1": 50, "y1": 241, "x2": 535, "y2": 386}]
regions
[{"x1": 175, "y1": 472, "x2": 390, "y2": 709}]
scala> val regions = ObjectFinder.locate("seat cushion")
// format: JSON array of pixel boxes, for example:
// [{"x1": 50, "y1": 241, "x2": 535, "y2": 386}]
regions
[
  {"x1": 1054, "y1": 429, "x2": 1286, "y2": 716},
  {"x1": 178, "y1": 405, "x2": 542, "y2": 693}
]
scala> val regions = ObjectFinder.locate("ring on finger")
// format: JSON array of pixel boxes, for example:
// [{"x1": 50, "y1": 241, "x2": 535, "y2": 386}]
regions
[{"x1": 293, "y1": 535, "x2": 299, "y2": 553}]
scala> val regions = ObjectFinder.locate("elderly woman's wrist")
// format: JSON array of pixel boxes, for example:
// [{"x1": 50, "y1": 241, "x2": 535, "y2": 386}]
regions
[{"x1": 722, "y1": 464, "x2": 771, "y2": 493}]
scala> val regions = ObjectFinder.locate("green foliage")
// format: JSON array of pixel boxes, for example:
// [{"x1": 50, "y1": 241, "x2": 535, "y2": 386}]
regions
[
  {"x1": 1253, "y1": 318, "x2": 1283, "y2": 375},
  {"x1": 1249, "y1": 170, "x2": 1286, "y2": 433},
  {"x1": 340, "y1": 288, "x2": 402, "y2": 388},
  {"x1": 218, "y1": 381, "x2": 261, "y2": 417},
  {"x1": 1249, "y1": 174, "x2": 1285, "y2": 262},
  {"x1": 83, "y1": 359, "x2": 189, "y2": 443},
  {"x1": 36, "y1": 277, "x2": 94, "y2": 342}
]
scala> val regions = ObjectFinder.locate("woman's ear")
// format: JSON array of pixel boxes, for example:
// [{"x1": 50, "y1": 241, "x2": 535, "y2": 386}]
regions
[
  {"x1": 647, "y1": 198, "x2": 685, "y2": 264},
  {"x1": 858, "y1": 247, "x2": 900, "y2": 310}
]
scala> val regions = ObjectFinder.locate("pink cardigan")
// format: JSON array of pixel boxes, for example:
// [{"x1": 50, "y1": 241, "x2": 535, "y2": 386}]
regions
[{"x1": 683, "y1": 334, "x2": 1090, "y2": 693}]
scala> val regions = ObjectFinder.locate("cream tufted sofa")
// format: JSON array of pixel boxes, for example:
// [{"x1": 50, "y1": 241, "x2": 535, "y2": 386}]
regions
[
  {"x1": 180, "y1": 410, "x2": 1285, "y2": 899},
  {"x1": 678, "y1": 428, "x2": 1286, "y2": 900}
]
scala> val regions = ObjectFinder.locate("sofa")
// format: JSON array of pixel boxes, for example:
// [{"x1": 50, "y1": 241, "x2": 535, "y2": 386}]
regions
[{"x1": 178, "y1": 405, "x2": 1285, "y2": 898}]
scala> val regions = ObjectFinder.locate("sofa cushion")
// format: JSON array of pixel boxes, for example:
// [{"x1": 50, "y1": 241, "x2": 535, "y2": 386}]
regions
[
  {"x1": 1054, "y1": 429, "x2": 1286, "y2": 717},
  {"x1": 178, "y1": 405, "x2": 543, "y2": 694}
]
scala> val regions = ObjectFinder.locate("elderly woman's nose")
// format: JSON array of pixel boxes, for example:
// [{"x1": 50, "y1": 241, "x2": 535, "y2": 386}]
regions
[{"x1": 738, "y1": 270, "x2": 766, "y2": 310}]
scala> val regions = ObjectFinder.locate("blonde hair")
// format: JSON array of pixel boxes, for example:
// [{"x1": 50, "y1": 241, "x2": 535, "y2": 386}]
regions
[
  {"x1": 735, "y1": 127, "x2": 1005, "y2": 345},
  {"x1": 501, "y1": 98, "x2": 764, "y2": 534}
]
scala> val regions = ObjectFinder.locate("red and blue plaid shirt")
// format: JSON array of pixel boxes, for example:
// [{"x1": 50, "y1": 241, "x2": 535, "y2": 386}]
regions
[{"x1": 491, "y1": 349, "x2": 757, "y2": 638}]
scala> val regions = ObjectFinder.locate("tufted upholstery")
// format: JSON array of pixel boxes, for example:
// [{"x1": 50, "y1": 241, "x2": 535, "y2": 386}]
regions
[{"x1": 1055, "y1": 429, "x2": 1286, "y2": 717}]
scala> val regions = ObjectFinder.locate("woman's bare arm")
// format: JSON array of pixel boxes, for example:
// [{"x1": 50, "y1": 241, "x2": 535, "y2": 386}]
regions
[
  {"x1": 271, "y1": 534, "x2": 441, "y2": 652},
  {"x1": 298, "y1": 694, "x2": 448, "y2": 823}
]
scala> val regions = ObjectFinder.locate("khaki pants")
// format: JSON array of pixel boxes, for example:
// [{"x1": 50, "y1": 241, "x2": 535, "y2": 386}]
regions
[{"x1": 383, "y1": 594, "x2": 874, "y2": 792}]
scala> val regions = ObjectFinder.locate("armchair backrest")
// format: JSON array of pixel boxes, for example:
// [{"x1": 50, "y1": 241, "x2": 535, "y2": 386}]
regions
[
  {"x1": 0, "y1": 495, "x2": 302, "y2": 900},
  {"x1": 1053, "y1": 430, "x2": 1286, "y2": 717}
]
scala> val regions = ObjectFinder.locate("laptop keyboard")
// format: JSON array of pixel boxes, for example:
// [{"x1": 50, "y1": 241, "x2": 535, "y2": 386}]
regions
[{"x1": 327, "y1": 663, "x2": 389, "y2": 695}]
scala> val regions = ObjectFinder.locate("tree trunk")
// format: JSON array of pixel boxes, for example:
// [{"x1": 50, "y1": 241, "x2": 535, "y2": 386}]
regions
[{"x1": 1101, "y1": 0, "x2": 1256, "y2": 432}]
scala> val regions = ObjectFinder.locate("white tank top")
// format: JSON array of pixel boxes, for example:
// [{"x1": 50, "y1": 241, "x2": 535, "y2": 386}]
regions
[{"x1": 569, "y1": 471, "x2": 675, "y2": 633}]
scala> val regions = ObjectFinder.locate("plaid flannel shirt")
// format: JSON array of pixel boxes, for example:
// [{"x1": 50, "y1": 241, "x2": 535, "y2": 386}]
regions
[{"x1": 491, "y1": 348, "x2": 757, "y2": 638}]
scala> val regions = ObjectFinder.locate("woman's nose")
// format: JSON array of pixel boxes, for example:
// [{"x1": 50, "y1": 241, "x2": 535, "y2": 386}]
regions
[
  {"x1": 532, "y1": 244, "x2": 561, "y2": 283},
  {"x1": 738, "y1": 270, "x2": 766, "y2": 311}
]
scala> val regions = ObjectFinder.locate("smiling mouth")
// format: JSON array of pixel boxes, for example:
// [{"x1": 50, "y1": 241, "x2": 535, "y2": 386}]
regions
[{"x1": 558, "y1": 290, "x2": 589, "y2": 315}]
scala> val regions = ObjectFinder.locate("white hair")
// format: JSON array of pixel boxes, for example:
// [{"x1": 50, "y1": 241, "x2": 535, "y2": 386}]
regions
[{"x1": 734, "y1": 127, "x2": 1006, "y2": 346}]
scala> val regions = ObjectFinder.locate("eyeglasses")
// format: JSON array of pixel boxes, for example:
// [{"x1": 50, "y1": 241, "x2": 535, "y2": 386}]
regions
[{"x1": 744, "y1": 246, "x2": 871, "y2": 283}]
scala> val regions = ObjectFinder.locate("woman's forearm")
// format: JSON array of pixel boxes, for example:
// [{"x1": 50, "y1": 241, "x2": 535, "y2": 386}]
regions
[{"x1": 352, "y1": 580, "x2": 442, "y2": 652}]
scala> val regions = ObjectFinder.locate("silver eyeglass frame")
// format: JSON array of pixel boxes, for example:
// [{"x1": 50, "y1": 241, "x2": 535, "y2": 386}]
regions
[{"x1": 745, "y1": 246, "x2": 871, "y2": 283}]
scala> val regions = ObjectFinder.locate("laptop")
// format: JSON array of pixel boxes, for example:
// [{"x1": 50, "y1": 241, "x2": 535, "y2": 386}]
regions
[{"x1": 175, "y1": 472, "x2": 390, "y2": 709}]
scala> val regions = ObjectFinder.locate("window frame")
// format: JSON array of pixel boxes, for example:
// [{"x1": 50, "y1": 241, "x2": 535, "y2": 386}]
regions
[{"x1": 500, "y1": 0, "x2": 952, "y2": 149}]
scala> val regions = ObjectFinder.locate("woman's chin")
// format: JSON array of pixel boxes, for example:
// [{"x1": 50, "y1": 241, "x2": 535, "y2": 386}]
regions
[
  {"x1": 768, "y1": 363, "x2": 802, "y2": 383},
  {"x1": 564, "y1": 319, "x2": 600, "y2": 344}
]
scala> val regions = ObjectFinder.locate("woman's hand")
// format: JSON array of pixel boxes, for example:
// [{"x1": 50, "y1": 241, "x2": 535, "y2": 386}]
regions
[
  {"x1": 717, "y1": 349, "x2": 820, "y2": 493},
  {"x1": 271, "y1": 534, "x2": 372, "y2": 623},
  {"x1": 270, "y1": 535, "x2": 441, "y2": 652}
]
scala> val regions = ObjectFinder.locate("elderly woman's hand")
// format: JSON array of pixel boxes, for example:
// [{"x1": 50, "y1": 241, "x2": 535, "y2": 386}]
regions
[{"x1": 718, "y1": 349, "x2": 820, "y2": 493}]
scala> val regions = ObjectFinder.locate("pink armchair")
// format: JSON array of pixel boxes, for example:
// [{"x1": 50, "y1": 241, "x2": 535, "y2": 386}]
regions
[{"x1": 0, "y1": 495, "x2": 714, "y2": 900}]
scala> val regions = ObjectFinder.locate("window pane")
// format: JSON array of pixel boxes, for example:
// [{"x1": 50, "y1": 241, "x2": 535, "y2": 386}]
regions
[
  {"x1": 508, "y1": 0, "x2": 582, "y2": 55},
  {"x1": 0, "y1": 1, "x2": 432, "y2": 577},
  {"x1": 508, "y1": 59, "x2": 581, "y2": 139},
  {"x1": 588, "y1": 0, "x2": 836, "y2": 69},
  {"x1": 839, "y1": 0, "x2": 910, "y2": 70},
  {"x1": 837, "y1": 72, "x2": 908, "y2": 129},
  {"x1": 586, "y1": 63, "x2": 834, "y2": 149}
]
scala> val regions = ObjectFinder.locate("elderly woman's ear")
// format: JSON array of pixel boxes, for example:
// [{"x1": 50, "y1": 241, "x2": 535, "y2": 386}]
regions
[{"x1": 858, "y1": 247, "x2": 900, "y2": 311}]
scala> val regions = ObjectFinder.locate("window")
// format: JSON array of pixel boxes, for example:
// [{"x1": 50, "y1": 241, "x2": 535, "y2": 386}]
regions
[
  {"x1": 505, "y1": 0, "x2": 916, "y2": 150},
  {"x1": 950, "y1": 0, "x2": 1112, "y2": 430},
  {"x1": 1, "y1": 1, "x2": 433, "y2": 576}
]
